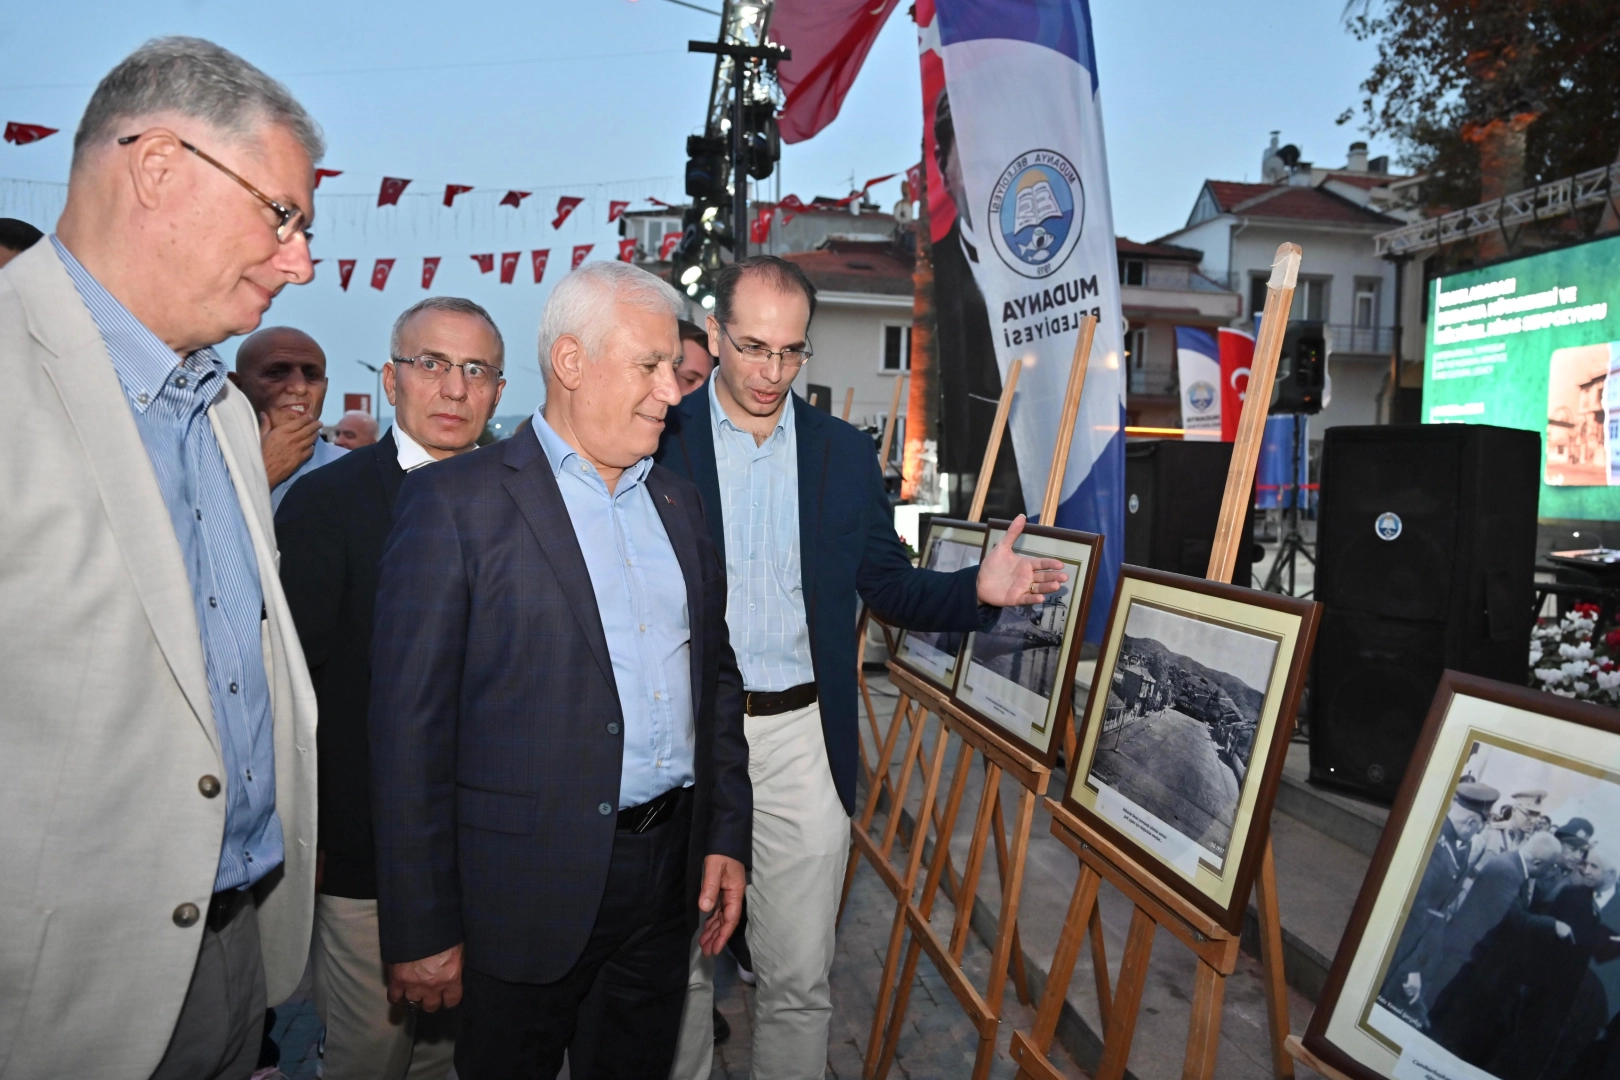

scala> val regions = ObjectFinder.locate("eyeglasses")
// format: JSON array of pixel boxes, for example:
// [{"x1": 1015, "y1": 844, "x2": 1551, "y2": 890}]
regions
[
  {"x1": 719, "y1": 323, "x2": 812, "y2": 370},
  {"x1": 117, "y1": 131, "x2": 312, "y2": 244},
  {"x1": 391, "y1": 355, "x2": 503, "y2": 385}
]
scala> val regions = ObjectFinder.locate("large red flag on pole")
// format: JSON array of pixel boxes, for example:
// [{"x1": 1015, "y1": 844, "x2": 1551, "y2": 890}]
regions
[{"x1": 771, "y1": 0, "x2": 904, "y2": 143}]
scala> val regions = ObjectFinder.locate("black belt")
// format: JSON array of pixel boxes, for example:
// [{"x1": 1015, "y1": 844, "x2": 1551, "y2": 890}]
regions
[
  {"x1": 617, "y1": 785, "x2": 690, "y2": 834},
  {"x1": 745, "y1": 682, "x2": 818, "y2": 716},
  {"x1": 207, "y1": 888, "x2": 251, "y2": 932}
]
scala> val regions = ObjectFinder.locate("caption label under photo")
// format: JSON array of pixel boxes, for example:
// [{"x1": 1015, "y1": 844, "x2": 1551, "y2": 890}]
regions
[{"x1": 1094, "y1": 782, "x2": 1204, "y2": 879}]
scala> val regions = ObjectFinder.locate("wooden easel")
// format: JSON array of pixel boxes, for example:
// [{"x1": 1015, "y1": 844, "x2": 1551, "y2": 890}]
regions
[
  {"x1": 860, "y1": 318, "x2": 1101, "y2": 1080},
  {"x1": 1284, "y1": 1035, "x2": 1355, "y2": 1080},
  {"x1": 854, "y1": 377, "x2": 909, "y2": 788},
  {"x1": 1008, "y1": 242, "x2": 1305, "y2": 1080},
  {"x1": 842, "y1": 362, "x2": 1022, "y2": 923}
]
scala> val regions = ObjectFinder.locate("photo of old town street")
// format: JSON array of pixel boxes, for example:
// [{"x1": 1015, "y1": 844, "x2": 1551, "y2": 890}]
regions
[{"x1": 1089, "y1": 602, "x2": 1280, "y2": 861}]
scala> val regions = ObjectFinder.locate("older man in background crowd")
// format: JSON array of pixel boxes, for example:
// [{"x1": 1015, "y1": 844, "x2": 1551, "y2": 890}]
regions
[
  {"x1": 676, "y1": 317, "x2": 715, "y2": 397},
  {"x1": 0, "y1": 217, "x2": 44, "y2": 267},
  {"x1": 334, "y1": 408, "x2": 380, "y2": 448},
  {"x1": 0, "y1": 36, "x2": 321, "y2": 1080},
  {"x1": 276, "y1": 296, "x2": 507, "y2": 1080},
  {"x1": 231, "y1": 324, "x2": 345, "y2": 509}
]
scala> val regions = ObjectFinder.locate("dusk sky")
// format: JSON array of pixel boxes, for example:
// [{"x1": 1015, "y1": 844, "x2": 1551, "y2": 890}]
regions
[{"x1": 0, "y1": 0, "x2": 1391, "y2": 421}]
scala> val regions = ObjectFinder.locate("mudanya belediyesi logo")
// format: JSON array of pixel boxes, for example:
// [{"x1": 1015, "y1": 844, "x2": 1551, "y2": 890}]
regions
[{"x1": 988, "y1": 149, "x2": 1084, "y2": 279}]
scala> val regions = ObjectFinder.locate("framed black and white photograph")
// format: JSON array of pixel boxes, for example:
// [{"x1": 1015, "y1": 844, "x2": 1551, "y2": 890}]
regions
[
  {"x1": 1064, "y1": 566, "x2": 1319, "y2": 931},
  {"x1": 952, "y1": 521, "x2": 1101, "y2": 765},
  {"x1": 891, "y1": 519, "x2": 989, "y2": 693},
  {"x1": 1306, "y1": 673, "x2": 1620, "y2": 1080}
]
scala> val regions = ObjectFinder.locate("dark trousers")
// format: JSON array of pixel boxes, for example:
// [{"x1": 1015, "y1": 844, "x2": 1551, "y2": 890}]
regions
[
  {"x1": 149, "y1": 892, "x2": 267, "y2": 1080},
  {"x1": 456, "y1": 799, "x2": 693, "y2": 1080}
]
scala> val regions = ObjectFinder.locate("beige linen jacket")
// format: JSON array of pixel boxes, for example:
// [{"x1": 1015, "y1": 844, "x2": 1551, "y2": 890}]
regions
[{"x1": 0, "y1": 241, "x2": 317, "y2": 1079}]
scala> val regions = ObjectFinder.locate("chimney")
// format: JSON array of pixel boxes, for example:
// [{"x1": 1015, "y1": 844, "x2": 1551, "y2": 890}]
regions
[
  {"x1": 1261, "y1": 131, "x2": 1284, "y2": 183},
  {"x1": 1347, "y1": 141, "x2": 1369, "y2": 172}
]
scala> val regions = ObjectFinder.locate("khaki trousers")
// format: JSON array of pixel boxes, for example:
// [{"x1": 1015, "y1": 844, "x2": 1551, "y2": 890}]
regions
[
  {"x1": 313, "y1": 894, "x2": 457, "y2": 1080},
  {"x1": 671, "y1": 702, "x2": 851, "y2": 1080}
]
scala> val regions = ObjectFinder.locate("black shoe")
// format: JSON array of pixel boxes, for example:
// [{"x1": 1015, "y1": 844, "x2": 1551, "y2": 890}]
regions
[{"x1": 713, "y1": 1007, "x2": 730, "y2": 1045}]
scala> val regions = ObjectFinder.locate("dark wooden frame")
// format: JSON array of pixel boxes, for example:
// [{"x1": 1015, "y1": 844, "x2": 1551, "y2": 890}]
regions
[
  {"x1": 890, "y1": 518, "x2": 989, "y2": 695},
  {"x1": 1062, "y1": 564, "x2": 1320, "y2": 933},
  {"x1": 948, "y1": 519, "x2": 1103, "y2": 769},
  {"x1": 1302, "y1": 671, "x2": 1620, "y2": 1080}
]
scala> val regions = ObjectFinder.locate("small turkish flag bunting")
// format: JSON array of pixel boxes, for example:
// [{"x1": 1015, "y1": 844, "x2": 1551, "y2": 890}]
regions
[
  {"x1": 571, "y1": 244, "x2": 593, "y2": 270},
  {"x1": 4, "y1": 123, "x2": 58, "y2": 145},
  {"x1": 617, "y1": 238, "x2": 638, "y2": 262},
  {"x1": 862, "y1": 173, "x2": 898, "y2": 191},
  {"x1": 443, "y1": 184, "x2": 473, "y2": 207},
  {"x1": 658, "y1": 232, "x2": 681, "y2": 261},
  {"x1": 371, "y1": 258, "x2": 395, "y2": 291},
  {"x1": 905, "y1": 163, "x2": 922, "y2": 198},
  {"x1": 471, "y1": 253, "x2": 494, "y2": 274},
  {"x1": 607, "y1": 200, "x2": 631, "y2": 223},
  {"x1": 500, "y1": 190, "x2": 531, "y2": 209},
  {"x1": 338, "y1": 259, "x2": 357, "y2": 291},
  {"x1": 422, "y1": 257, "x2": 441, "y2": 289},
  {"x1": 531, "y1": 249, "x2": 550, "y2": 283},
  {"x1": 647, "y1": 197, "x2": 678, "y2": 208},
  {"x1": 311, "y1": 259, "x2": 323, "y2": 266},
  {"x1": 750, "y1": 205, "x2": 775, "y2": 244},
  {"x1": 378, "y1": 177, "x2": 411, "y2": 206},
  {"x1": 500, "y1": 251, "x2": 520, "y2": 284},
  {"x1": 553, "y1": 196, "x2": 584, "y2": 229},
  {"x1": 313, "y1": 168, "x2": 343, "y2": 188}
]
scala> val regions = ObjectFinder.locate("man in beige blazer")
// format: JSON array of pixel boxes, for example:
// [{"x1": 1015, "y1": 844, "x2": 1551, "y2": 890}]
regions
[{"x1": 0, "y1": 37, "x2": 322, "y2": 1080}]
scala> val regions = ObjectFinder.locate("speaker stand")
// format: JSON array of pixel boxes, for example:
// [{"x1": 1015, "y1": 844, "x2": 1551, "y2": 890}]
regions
[{"x1": 1262, "y1": 415, "x2": 1315, "y2": 598}]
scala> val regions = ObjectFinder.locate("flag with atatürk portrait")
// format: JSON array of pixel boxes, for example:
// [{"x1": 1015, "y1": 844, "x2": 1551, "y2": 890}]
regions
[{"x1": 920, "y1": 0, "x2": 1124, "y2": 639}]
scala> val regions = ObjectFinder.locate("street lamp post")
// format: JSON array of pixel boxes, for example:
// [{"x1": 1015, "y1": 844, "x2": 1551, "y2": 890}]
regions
[{"x1": 356, "y1": 359, "x2": 384, "y2": 426}]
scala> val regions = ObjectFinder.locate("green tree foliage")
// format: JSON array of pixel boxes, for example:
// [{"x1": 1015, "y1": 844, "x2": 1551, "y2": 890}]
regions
[{"x1": 1342, "y1": 0, "x2": 1620, "y2": 209}]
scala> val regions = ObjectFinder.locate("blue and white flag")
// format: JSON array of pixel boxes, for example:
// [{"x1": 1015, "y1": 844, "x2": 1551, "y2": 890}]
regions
[
  {"x1": 1174, "y1": 326, "x2": 1222, "y2": 440},
  {"x1": 924, "y1": 0, "x2": 1125, "y2": 639}
]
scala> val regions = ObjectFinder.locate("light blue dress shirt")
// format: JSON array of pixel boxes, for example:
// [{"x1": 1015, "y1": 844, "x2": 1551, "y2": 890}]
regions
[
  {"x1": 531, "y1": 409, "x2": 695, "y2": 807},
  {"x1": 54, "y1": 237, "x2": 282, "y2": 892},
  {"x1": 271, "y1": 436, "x2": 346, "y2": 512},
  {"x1": 707, "y1": 379, "x2": 816, "y2": 692}
]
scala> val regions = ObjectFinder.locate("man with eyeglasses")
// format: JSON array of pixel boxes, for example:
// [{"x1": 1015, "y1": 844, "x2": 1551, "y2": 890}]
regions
[
  {"x1": 230, "y1": 325, "x2": 346, "y2": 511},
  {"x1": 0, "y1": 37, "x2": 322, "y2": 1080},
  {"x1": 275, "y1": 296, "x2": 505, "y2": 1080},
  {"x1": 659, "y1": 255, "x2": 1067, "y2": 1080}
]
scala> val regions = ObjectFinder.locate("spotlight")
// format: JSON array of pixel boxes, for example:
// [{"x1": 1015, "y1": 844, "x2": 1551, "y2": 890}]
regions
[{"x1": 680, "y1": 265, "x2": 703, "y2": 285}]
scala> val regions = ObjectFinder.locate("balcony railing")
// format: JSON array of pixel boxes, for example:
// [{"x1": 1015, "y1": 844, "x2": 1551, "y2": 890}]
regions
[
  {"x1": 1127, "y1": 367, "x2": 1179, "y2": 396},
  {"x1": 1327, "y1": 324, "x2": 1395, "y2": 355}
]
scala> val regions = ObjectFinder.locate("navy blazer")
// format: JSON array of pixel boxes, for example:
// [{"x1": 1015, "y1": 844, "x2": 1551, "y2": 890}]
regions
[
  {"x1": 656, "y1": 389, "x2": 988, "y2": 815},
  {"x1": 369, "y1": 427, "x2": 751, "y2": 984}
]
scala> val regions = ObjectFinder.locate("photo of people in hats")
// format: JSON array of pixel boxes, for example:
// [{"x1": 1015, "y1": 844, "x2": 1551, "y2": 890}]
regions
[{"x1": 1371, "y1": 740, "x2": 1620, "y2": 1080}]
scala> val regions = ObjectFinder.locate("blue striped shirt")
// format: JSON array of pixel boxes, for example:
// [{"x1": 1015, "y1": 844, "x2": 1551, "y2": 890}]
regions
[
  {"x1": 531, "y1": 409, "x2": 695, "y2": 807},
  {"x1": 54, "y1": 237, "x2": 282, "y2": 892},
  {"x1": 707, "y1": 380, "x2": 815, "y2": 692}
]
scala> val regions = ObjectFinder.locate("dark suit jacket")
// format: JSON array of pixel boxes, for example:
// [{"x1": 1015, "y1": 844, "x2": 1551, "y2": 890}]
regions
[
  {"x1": 655, "y1": 389, "x2": 991, "y2": 815},
  {"x1": 274, "y1": 431, "x2": 404, "y2": 899},
  {"x1": 369, "y1": 428, "x2": 751, "y2": 983}
]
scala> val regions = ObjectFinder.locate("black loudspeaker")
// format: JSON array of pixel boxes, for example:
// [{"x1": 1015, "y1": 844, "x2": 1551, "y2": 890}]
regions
[
  {"x1": 1125, "y1": 440, "x2": 1257, "y2": 587},
  {"x1": 1309, "y1": 424, "x2": 1540, "y2": 802},
  {"x1": 1272, "y1": 320, "x2": 1326, "y2": 415}
]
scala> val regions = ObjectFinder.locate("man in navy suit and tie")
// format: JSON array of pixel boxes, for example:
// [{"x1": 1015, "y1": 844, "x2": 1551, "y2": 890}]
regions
[
  {"x1": 370, "y1": 261, "x2": 751, "y2": 1079},
  {"x1": 660, "y1": 255, "x2": 1067, "y2": 1079}
]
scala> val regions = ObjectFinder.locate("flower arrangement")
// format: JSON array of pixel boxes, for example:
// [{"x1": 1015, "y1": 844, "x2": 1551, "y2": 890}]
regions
[{"x1": 1530, "y1": 602, "x2": 1620, "y2": 706}]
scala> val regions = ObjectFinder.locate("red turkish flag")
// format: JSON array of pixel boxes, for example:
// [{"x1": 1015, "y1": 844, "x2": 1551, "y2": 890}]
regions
[
  {"x1": 314, "y1": 168, "x2": 343, "y2": 188},
  {"x1": 3, "y1": 122, "x2": 58, "y2": 145},
  {"x1": 905, "y1": 163, "x2": 921, "y2": 199},
  {"x1": 421, "y1": 257, "x2": 441, "y2": 289},
  {"x1": 571, "y1": 244, "x2": 593, "y2": 270},
  {"x1": 862, "y1": 172, "x2": 899, "y2": 192},
  {"x1": 777, "y1": 193, "x2": 805, "y2": 224},
  {"x1": 607, "y1": 200, "x2": 631, "y2": 223},
  {"x1": 531, "y1": 249, "x2": 550, "y2": 283},
  {"x1": 470, "y1": 253, "x2": 495, "y2": 274},
  {"x1": 658, "y1": 232, "x2": 681, "y2": 261},
  {"x1": 553, "y1": 196, "x2": 584, "y2": 229},
  {"x1": 1217, "y1": 328, "x2": 1255, "y2": 443},
  {"x1": 750, "y1": 204, "x2": 775, "y2": 244},
  {"x1": 500, "y1": 252, "x2": 521, "y2": 283},
  {"x1": 771, "y1": 0, "x2": 903, "y2": 143},
  {"x1": 378, "y1": 177, "x2": 411, "y2": 206},
  {"x1": 647, "y1": 197, "x2": 678, "y2": 208},
  {"x1": 337, "y1": 259, "x2": 357, "y2": 291},
  {"x1": 443, "y1": 184, "x2": 473, "y2": 207},
  {"x1": 371, "y1": 258, "x2": 395, "y2": 291},
  {"x1": 500, "y1": 190, "x2": 531, "y2": 209},
  {"x1": 617, "y1": 238, "x2": 638, "y2": 262}
]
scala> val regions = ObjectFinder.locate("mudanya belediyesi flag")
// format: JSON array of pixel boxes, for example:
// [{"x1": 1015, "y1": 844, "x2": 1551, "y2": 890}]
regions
[{"x1": 921, "y1": 0, "x2": 1125, "y2": 639}]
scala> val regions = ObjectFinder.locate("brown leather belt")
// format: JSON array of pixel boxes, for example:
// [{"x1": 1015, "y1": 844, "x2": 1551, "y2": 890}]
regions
[{"x1": 745, "y1": 682, "x2": 818, "y2": 717}]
